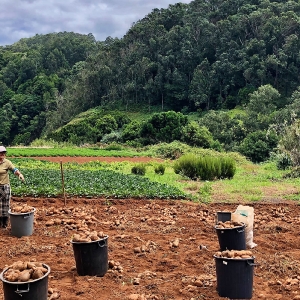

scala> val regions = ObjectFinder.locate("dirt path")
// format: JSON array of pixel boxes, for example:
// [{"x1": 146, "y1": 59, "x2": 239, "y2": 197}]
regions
[{"x1": 0, "y1": 197, "x2": 299, "y2": 300}]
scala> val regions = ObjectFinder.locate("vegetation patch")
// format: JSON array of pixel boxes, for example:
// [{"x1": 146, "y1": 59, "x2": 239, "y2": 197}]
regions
[{"x1": 10, "y1": 167, "x2": 186, "y2": 199}]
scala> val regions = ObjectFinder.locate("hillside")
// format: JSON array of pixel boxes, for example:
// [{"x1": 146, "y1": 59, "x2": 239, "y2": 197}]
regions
[{"x1": 1, "y1": 0, "x2": 300, "y2": 166}]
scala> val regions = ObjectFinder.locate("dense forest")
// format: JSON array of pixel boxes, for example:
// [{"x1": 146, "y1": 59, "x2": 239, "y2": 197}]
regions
[{"x1": 1, "y1": 0, "x2": 300, "y2": 166}]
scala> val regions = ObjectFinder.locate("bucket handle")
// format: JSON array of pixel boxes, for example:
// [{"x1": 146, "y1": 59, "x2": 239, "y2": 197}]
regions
[
  {"x1": 247, "y1": 261, "x2": 259, "y2": 267},
  {"x1": 98, "y1": 238, "x2": 107, "y2": 248},
  {"x1": 236, "y1": 227, "x2": 245, "y2": 233},
  {"x1": 23, "y1": 214, "x2": 31, "y2": 219},
  {"x1": 15, "y1": 283, "x2": 30, "y2": 295}
]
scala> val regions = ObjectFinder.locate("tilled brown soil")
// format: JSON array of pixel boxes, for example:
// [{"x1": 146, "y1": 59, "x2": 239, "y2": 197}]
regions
[
  {"x1": 0, "y1": 197, "x2": 299, "y2": 300},
  {"x1": 1, "y1": 157, "x2": 300, "y2": 300}
]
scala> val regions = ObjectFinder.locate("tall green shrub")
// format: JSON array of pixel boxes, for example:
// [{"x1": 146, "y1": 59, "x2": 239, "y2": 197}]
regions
[
  {"x1": 220, "y1": 157, "x2": 236, "y2": 179},
  {"x1": 131, "y1": 164, "x2": 146, "y2": 176},
  {"x1": 173, "y1": 154, "x2": 198, "y2": 179},
  {"x1": 174, "y1": 154, "x2": 236, "y2": 180}
]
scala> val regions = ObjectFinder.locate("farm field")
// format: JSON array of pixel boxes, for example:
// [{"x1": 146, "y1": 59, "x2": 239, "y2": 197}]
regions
[
  {"x1": 1, "y1": 197, "x2": 300, "y2": 300},
  {"x1": 1, "y1": 156, "x2": 300, "y2": 300}
]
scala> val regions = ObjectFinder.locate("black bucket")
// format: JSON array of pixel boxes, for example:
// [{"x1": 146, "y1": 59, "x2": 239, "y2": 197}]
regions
[
  {"x1": 8, "y1": 208, "x2": 36, "y2": 238},
  {"x1": 71, "y1": 235, "x2": 108, "y2": 276},
  {"x1": 215, "y1": 223, "x2": 246, "y2": 251},
  {"x1": 216, "y1": 211, "x2": 231, "y2": 224},
  {"x1": 214, "y1": 255, "x2": 255, "y2": 299},
  {"x1": 0, "y1": 264, "x2": 50, "y2": 300}
]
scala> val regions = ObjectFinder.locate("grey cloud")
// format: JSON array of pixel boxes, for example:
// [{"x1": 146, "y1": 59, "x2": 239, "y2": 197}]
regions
[{"x1": 0, "y1": 0, "x2": 192, "y2": 46}]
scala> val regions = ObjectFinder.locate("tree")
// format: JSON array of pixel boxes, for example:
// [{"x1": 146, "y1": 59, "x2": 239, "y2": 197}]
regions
[
  {"x1": 181, "y1": 121, "x2": 213, "y2": 148},
  {"x1": 244, "y1": 84, "x2": 281, "y2": 132},
  {"x1": 140, "y1": 111, "x2": 188, "y2": 144},
  {"x1": 189, "y1": 59, "x2": 215, "y2": 110},
  {"x1": 278, "y1": 119, "x2": 300, "y2": 167},
  {"x1": 121, "y1": 121, "x2": 142, "y2": 142},
  {"x1": 238, "y1": 130, "x2": 278, "y2": 163},
  {"x1": 95, "y1": 115, "x2": 118, "y2": 137}
]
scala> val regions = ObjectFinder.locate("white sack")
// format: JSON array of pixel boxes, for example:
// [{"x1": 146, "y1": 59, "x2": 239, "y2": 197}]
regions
[{"x1": 231, "y1": 205, "x2": 257, "y2": 249}]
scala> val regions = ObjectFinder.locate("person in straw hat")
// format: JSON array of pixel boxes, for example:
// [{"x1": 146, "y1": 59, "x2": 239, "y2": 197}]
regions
[{"x1": 0, "y1": 146, "x2": 25, "y2": 228}]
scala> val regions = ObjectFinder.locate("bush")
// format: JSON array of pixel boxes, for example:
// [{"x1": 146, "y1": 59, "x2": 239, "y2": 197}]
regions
[
  {"x1": 101, "y1": 131, "x2": 122, "y2": 144},
  {"x1": 95, "y1": 115, "x2": 118, "y2": 135},
  {"x1": 220, "y1": 157, "x2": 236, "y2": 179},
  {"x1": 104, "y1": 143, "x2": 124, "y2": 151},
  {"x1": 173, "y1": 154, "x2": 236, "y2": 180},
  {"x1": 238, "y1": 130, "x2": 278, "y2": 163},
  {"x1": 283, "y1": 167, "x2": 300, "y2": 179},
  {"x1": 122, "y1": 121, "x2": 142, "y2": 142},
  {"x1": 153, "y1": 141, "x2": 188, "y2": 159},
  {"x1": 181, "y1": 121, "x2": 213, "y2": 148},
  {"x1": 278, "y1": 119, "x2": 300, "y2": 167},
  {"x1": 140, "y1": 111, "x2": 188, "y2": 144},
  {"x1": 131, "y1": 164, "x2": 146, "y2": 176},
  {"x1": 47, "y1": 121, "x2": 97, "y2": 144},
  {"x1": 173, "y1": 154, "x2": 199, "y2": 179},
  {"x1": 154, "y1": 164, "x2": 165, "y2": 175},
  {"x1": 275, "y1": 152, "x2": 292, "y2": 170}
]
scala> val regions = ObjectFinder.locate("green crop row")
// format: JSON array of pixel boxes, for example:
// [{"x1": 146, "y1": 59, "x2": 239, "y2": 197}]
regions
[{"x1": 10, "y1": 168, "x2": 187, "y2": 199}]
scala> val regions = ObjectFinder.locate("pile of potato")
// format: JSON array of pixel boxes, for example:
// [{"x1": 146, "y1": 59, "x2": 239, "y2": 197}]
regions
[
  {"x1": 214, "y1": 250, "x2": 253, "y2": 259},
  {"x1": 72, "y1": 230, "x2": 107, "y2": 243},
  {"x1": 44, "y1": 206, "x2": 98, "y2": 230},
  {"x1": 215, "y1": 220, "x2": 244, "y2": 229},
  {"x1": 10, "y1": 203, "x2": 35, "y2": 214},
  {"x1": 3, "y1": 261, "x2": 48, "y2": 282}
]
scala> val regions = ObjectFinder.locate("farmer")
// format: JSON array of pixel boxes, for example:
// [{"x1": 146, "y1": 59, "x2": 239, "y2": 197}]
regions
[{"x1": 0, "y1": 146, "x2": 25, "y2": 228}]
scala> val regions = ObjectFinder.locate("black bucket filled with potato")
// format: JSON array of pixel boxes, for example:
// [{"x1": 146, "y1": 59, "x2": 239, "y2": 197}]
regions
[
  {"x1": 214, "y1": 250, "x2": 256, "y2": 299},
  {"x1": 215, "y1": 221, "x2": 246, "y2": 251},
  {"x1": 8, "y1": 204, "x2": 36, "y2": 238},
  {"x1": 0, "y1": 262, "x2": 50, "y2": 300},
  {"x1": 71, "y1": 233, "x2": 108, "y2": 276}
]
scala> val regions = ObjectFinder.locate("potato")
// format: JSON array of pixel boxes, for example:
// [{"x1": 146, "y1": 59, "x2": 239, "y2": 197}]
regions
[
  {"x1": 227, "y1": 251, "x2": 235, "y2": 258},
  {"x1": 11, "y1": 261, "x2": 27, "y2": 271},
  {"x1": 90, "y1": 235, "x2": 99, "y2": 241},
  {"x1": 4, "y1": 269, "x2": 20, "y2": 282},
  {"x1": 34, "y1": 262, "x2": 44, "y2": 268},
  {"x1": 12, "y1": 206, "x2": 23, "y2": 212},
  {"x1": 26, "y1": 261, "x2": 36, "y2": 269},
  {"x1": 18, "y1": 269, "x2": 32, "y2": 282},
  {"x1": 39, "y1": 266, "x2": 48, "y2": 274},
  {"x1": 78, "y1": 238, "x2": 91, "y2": 243},
  {"x1": 235, "y1": 250, "x2": 253, "y2": 257},
  {"x1": 53, "y1": 219, "x2": 61, "y2": 225},
  {"x1": 46, "y1": 220, "x2": 55, "y2": 226},
  {"x1": 72, "y1": 234, "x2": 81, "y2": 242},
  {"x1": 32, "y1": 268, "x2": 44, "y2": 280},
  {"x1": 49, "y1": 292, "x2": 60, "y2": 299},
  {"x1": 241, "y1": 255, "x2": 252, "y2": 259}
]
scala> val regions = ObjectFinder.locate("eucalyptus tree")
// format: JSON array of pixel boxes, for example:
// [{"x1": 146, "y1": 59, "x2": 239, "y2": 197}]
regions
[
  {"x1": 243, "y1": 84, "x2": 281, "y2": 133},
  {"x1": 189, "y1": 59, "x2": 215, "y2": 110}
]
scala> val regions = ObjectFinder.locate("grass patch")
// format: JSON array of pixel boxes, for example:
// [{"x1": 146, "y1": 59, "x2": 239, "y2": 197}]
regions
[
  {"x1": 210, "y1": 161, "x2": 299, "y2": 202},
  {"x1": 7, "y1": 147, "x2": 150, "y2": 157}
]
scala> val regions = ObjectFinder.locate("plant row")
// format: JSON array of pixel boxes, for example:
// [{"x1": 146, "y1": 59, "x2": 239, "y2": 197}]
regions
[{"x1": 10, "y1": 168, "x2": 187, "y2": 199}]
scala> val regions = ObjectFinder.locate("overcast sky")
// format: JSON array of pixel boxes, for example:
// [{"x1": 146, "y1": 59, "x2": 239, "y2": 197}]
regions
[{"x1": 0, "y1": 0, "x2": 192, "y2": 46}]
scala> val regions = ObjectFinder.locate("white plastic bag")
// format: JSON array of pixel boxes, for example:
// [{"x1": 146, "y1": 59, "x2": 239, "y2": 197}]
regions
[{"x1": 231, "y1": 205, "x2": 257, "y2": 249}]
